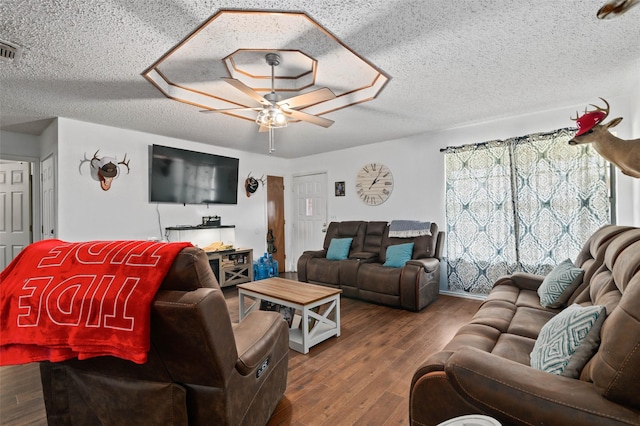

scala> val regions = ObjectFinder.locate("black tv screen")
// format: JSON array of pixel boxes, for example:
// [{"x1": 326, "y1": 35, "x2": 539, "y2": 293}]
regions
[{"x1": 149, "y1": 144, "x2": 239, "y2": 205}]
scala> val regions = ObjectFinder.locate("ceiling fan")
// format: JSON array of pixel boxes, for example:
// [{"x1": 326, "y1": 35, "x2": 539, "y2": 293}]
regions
[{"x1": 201, "y1": 53, "x2": 336, "y2": 153}]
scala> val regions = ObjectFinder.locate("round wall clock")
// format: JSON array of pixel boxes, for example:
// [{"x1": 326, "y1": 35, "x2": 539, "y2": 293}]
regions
[{"x1": 355, "y1": 163, "x2": 394, "y2": 206}]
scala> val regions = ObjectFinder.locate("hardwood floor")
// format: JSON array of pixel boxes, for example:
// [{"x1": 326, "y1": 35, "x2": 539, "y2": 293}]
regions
[
  {"x1": 0, "y1": 286, "x2": 481, "y2": 426},
  {"x1": 0, "y1": 363, "x2": 47, "y2": 425}
]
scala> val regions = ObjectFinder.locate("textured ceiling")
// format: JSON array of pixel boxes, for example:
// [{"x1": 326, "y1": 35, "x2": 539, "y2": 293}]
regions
[{"x1": 1, "y1": 0, "x2": 639, "y2": 158}]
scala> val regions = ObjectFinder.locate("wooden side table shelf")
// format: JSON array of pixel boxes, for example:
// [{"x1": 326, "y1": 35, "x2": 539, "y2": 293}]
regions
[{"x1": 206, "y1": 248, "x2": 253, "y2": 287}]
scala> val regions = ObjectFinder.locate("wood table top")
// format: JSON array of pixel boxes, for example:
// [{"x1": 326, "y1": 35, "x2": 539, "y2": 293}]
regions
[{"x1": 237, "y1": 277, "x2": 342, "y2": 305}]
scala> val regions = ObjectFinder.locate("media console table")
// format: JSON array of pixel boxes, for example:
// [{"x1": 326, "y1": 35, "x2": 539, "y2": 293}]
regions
[
  {"x1": 164, "y1": 225, "x2": 253, "y2": 287},
  {"x1": 237, "y1": 277, "x2": 341, "y2": 354},
  {"x1": 206, "y1": 248, "x2": 253, "y2": 287}
]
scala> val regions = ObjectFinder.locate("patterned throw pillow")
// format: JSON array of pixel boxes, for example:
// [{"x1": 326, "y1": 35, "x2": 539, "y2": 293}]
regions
[
  {"x1": 326, "y1": 238, "x2": 353, "y2": 260},
  {"x1": 530, "y1": 304, "x2": 606, "y2": 375},
  {"x1": 538, "y1": 259, "x2": 584, "y2": 308}
]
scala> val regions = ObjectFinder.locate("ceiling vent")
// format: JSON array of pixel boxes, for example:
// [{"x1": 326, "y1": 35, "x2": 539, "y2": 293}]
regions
[{"x1": 0, "y1": 39, "x2": 22, "y2": 64}]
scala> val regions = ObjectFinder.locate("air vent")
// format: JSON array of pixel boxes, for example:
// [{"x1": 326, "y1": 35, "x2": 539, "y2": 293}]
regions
[{"x1": 0, "y1": 39, "x2": 22, "y2": 64}]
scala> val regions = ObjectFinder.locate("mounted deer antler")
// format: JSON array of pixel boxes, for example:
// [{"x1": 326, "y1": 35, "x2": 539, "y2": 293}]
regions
[
  {"x1": 569, "y1": 98, "x2": 640, "y2": 178},
  {"x1": 118, "y1": 154, "x2": 130, "y2": 174}
]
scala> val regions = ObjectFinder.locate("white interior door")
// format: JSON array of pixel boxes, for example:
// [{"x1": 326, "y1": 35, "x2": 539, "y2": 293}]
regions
[
  {"x1": 41, "y1": 155, "x2": 56, "y2": 240},
  {"x1": 0, "y1": 161, "x2": 32, "y2": 269},
  {"x1": 292, "y1": 172, "x2": 327, "y2": 271}
]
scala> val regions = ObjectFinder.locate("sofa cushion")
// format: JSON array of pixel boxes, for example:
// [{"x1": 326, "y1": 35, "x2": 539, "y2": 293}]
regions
[
  {"x1": 582, "y1": 237, "x2": 640, "y2": 408},
  {"x1": 362, "y1": 221, "x2": 387, "y2": 253},
  {"x1": 322, "y1": 221, "x2": 366, "y2": 253},
  {"x1": 357, "y1": 264, "x2": 402, "y2": 295},
  {"x1": 326, "y1": 238, "x2": 353, "y2": 260},
  {"x1": 538, "y1": 259, "x2": 584, "y2": 308},
  {"x1": 507, "y1": 307, "x2": 558, "y2": 339},
  {"x1": 491, "y1": 333, "x2": 536, "y2": 366},
  {"x1": 530, "y1": 304, "x2": 605, "y2": 375},
  {"x1": 383, "y1": 242, "x2": 414, "y2": 267},
  {"x1": 305, "y1": 258, "x2": 340, "y2": 286}
]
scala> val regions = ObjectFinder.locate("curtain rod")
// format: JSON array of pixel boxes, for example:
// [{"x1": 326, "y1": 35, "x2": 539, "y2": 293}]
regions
[{"x1": 439, "y1": 127, "x2": 577, "y2": 153}]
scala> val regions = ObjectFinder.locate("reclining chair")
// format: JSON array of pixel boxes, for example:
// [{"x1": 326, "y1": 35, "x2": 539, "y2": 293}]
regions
[{"x1": 40, "y1": 246, "x2": 289, "y2": 425}]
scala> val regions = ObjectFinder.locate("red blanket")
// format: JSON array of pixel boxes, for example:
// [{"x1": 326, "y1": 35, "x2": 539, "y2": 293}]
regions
[{"x1": 0, "y1": 239, "x2": 192, "y2": 365}]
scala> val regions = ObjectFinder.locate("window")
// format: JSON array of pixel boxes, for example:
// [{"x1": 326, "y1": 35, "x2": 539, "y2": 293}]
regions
[{"x1": 444, "y1": 128, "x2": 611, "y2": 295}]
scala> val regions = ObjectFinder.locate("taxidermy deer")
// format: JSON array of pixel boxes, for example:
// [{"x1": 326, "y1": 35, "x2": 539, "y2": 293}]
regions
[{"x1": 569, "y1": 98, "x2": 640, "y2": 178}]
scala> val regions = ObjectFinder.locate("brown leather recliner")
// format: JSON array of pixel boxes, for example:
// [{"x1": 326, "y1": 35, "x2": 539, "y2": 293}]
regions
[
  {"x1": 298, "y1": 221, "x2": 444, "y2": 311},
  {"x1": 296, "y1": 221, "x2": 369, "y2": 287},
  {"x1": 39, "y1": 246, "x2": 289, "y2": 426},
  {"x1": 410, "y1": 225, "x2": 640, "y2": 425}
]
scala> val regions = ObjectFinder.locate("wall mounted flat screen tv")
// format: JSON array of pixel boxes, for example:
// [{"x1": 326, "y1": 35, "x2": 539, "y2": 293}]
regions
[{"x1": 149, "y1": 144, "x2": 239, "y2": 205}]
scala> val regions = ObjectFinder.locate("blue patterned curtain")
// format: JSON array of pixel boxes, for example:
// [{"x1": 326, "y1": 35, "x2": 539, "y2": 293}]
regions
[{"x1": 444, "y1": 128, "x2": 611, "y2": 295}]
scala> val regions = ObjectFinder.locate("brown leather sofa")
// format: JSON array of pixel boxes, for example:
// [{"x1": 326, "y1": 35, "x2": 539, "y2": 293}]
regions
[
  {"x1": 410, "y1": 225, "x2": 640, "y2": 425},
  {"x1": 39, "y1": 246, "x2": 289, "y2": 426},
  {"x1": 297, "y1": 221, "x2": 444, "y2": 311}
]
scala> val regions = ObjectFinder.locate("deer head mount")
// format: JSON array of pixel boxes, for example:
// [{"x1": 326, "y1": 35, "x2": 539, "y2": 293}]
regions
[
  {"x1": 244, "y1": 172, "x2": 266, "y2": 197},
  {"x1": 89, "y1": 150, "x2": 130, "y2": 191},
  {"x1": 569, "y1": 98, "x2": 640, "y2": 178}
]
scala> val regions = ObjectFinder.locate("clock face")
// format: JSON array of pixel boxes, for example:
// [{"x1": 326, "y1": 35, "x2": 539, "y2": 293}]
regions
[{"x1": 355, "y1": 163, "x2": 394, "y2": 206}]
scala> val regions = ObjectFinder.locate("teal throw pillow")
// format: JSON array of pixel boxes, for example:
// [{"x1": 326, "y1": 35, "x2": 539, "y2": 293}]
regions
[
  {"x1": 383, "y1": 242, "x2": 414, "y2": 268},
  {"x1": 538, "y1": 259, "x2": 584, "y2": 308},
  {"x1": 326, "y1": 238, "x2": 353, "y2": 260},
  {"x1": 530, "y1": 304, "x2": 606, "y2": 375}
]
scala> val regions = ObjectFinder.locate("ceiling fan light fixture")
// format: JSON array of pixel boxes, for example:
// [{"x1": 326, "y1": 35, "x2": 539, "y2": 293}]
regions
[{"x1": 256, "y1": 106, "x2": 288, "y2": 128}]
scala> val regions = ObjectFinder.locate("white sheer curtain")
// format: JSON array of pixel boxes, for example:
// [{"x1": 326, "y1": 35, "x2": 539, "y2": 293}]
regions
[{"x1": 444, "y1": 128, "x2": 611, "y2": 295}]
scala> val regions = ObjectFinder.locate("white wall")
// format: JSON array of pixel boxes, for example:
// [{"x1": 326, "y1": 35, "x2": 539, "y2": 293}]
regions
[
  {"x1": 631, "y1": 74, "x2": 640, "y2": 226},
  {"x1": 291, "y1": 137, "x2": 445, "y2": 226},
  {"x1": 292, "y1": 94, "x2": 639, "y2": 236},
  {"x1": 55, "y1": 118, "x2": 289, "y2": 255},
  {"x1": 0, "y1": 130, "x2": 40, "y2": 158},
  {"x1": 2, "y1": 94, "x2": 637, "y2": 272}
]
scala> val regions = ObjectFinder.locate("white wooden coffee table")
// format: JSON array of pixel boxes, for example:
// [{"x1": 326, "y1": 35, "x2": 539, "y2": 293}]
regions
[{"x1": 237, "y1": 277, "x2": 342, "y2": 354}]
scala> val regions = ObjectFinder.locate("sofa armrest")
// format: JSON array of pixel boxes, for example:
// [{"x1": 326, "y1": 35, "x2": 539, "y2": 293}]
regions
[
  {"x1": 400, "y1": 258, "x2": 441, "y2": 311},
  {"x1": 444, "y1": 347, "x2": 639, "y2": 425},
  {"x1": 297, "y1": 250, "x2": 327, "y2": 282},
  {"x1": 494, "y1": 271, "x2": 544, "y2": 291},
  {"x1": 349, "y1": 251, "x2": 379, "y2": 262},
  {"x1": 233, "y1": 310, "x2": 288, "y2": 376},
  {"x1": 406, "y1": 257, "x2": 439, "y2": 272},
  {"x1": 300, "y1": 249, "x2": 327, "y2": 258}
]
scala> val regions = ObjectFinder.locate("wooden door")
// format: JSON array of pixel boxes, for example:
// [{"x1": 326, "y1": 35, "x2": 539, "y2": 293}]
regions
[
  {"x1": 0, "y1": 161, "x2": 32, "y2": 269},
  {"x1": 266, "y1": 175, "x2": 285, "y2": 273},
  {"x1": 291, "y1": 173, "x2": 328, "y2": 271}
]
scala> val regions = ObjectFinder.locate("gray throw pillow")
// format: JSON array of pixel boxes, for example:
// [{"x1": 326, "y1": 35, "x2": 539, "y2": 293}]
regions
[
  {"x1": 561, "y1": 308, "x2": 606, "y2": 378},
  {"x1": 530, "y1": 304, "x2": 606, "y2": 375},
  {"x1": 538, "y1": 259, "x2": 584, "y2": 308}
]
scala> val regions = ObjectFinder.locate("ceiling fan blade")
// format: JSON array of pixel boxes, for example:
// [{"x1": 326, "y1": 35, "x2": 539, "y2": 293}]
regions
[
  {"x1": 199, "y1": 107, "x2": 261, "y2": 113},
  {"x1": 258, "y1": 125, "x2": 270, "y2": 133},
  {"x1": 283, "y1": 109, "x2": 334, "y2": 128},
  {"x1": 277, "y1": 87, "x2": 336, "y2": 109},
  {"x1": 222, "y1": 78, "x2": 270, "y2": 105}
]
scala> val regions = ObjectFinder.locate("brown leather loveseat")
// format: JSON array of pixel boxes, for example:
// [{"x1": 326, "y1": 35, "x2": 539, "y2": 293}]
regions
[
  {"x1": 410, "y1": 225, "x2": 640, "y2": 425},
  {"x1": 297, "y1": 221, "x2": 444, "y2": 311},
  {"x1": 39, "y1": 246, "x2": 289, "y2": 426}
]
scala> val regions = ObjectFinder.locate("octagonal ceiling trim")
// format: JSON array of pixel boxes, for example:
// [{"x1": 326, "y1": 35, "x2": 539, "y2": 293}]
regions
[
  {"x1": 142, "y1": 9, "x2": 391, "y2": 125},
  {"x1": 224, "y1": 49, "x2": 317, "y2": 93}
]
